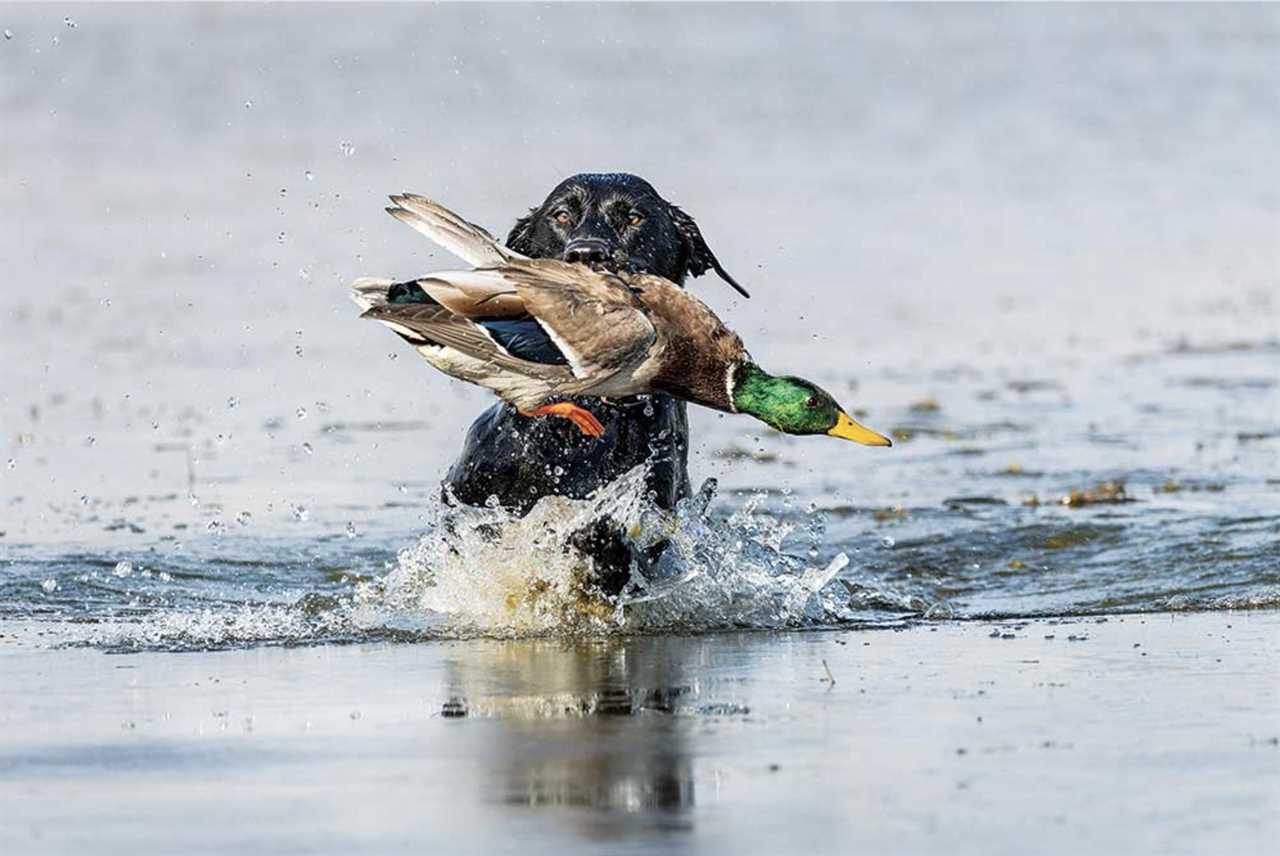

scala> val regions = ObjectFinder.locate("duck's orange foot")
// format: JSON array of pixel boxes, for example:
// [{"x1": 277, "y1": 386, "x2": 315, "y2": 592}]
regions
[{"x1": 521, "y1": 402, "x2": 606, "y2": 438}]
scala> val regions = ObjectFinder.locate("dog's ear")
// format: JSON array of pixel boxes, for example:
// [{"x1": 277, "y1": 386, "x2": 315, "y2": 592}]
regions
[
  {"x1": 669, "y1": 204, "x2": 750, "y2": 298},
  {"x1": 506, "y1": 207, "x2": 540, "y2": 255}
]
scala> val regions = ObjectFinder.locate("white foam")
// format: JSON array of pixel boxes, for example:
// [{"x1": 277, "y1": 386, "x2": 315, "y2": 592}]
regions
[{"x1": 354, "y1": 465, "x2": 865, "y2": 636}]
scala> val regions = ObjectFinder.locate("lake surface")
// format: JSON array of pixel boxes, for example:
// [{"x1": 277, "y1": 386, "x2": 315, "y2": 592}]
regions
[
  {"x1": 1, "y1": 3, "x2": 1276, "y2": 648},
  {"x1": 2, "y1": 5, "x2": 1278, "y2": 853},
  {"x1": 3, "y1": 613, "x2": 1278, "y2": 855}
]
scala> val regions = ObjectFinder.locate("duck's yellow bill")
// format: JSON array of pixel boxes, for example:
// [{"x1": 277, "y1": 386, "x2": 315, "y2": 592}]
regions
[{"x1": 828, "y1": 411, "x2": 893, "y2": 447}]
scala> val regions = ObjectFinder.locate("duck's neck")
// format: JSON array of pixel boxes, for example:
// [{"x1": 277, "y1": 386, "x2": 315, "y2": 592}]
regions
[{"x1": 730, "y1": 362, "x2": 778, "y2": 418}]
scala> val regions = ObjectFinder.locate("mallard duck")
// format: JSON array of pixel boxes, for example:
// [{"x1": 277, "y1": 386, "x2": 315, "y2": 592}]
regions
[{"x1": 351, "y1": 194, "x2": 891, "y2": 447}]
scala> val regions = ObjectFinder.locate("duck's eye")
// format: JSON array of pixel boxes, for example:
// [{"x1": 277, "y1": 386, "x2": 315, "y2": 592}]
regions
[
  {"x1": 628, "y1": 211, "x2": 644, "y2": 227},
  {"x1": 553, "y1": 210, "x2": 572, "y2": 226},
  {"x1": 805, "y1": 396, "x2": 819, "y2": 409}
]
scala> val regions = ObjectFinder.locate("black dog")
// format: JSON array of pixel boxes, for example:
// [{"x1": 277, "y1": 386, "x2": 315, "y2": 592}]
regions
[{"x1": 441, "y1": 173, "x2": 745, "y2": 590}]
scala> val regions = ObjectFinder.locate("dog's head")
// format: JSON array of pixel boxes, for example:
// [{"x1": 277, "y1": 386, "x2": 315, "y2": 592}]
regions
[{"x1": 506, "y1": 173, "x2": 748, "y2": 297}]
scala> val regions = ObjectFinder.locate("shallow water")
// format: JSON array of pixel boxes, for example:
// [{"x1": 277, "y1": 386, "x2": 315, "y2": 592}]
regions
[
  {"x1": 3, "y1": 614, "x2": 1277, "y2": 855},
  {"x1": 2, "y1": 4, "x2": 1278, "y2": 650}
]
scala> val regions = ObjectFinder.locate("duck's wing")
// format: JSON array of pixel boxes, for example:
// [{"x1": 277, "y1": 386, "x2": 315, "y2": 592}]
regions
[
  {"x1": 359, "y1": 298, "x2": 572, "y2": 382},
  {"x1": 355, "y1": 261, "x2": 656, "y2": 400},
  {"x1": 398, "y1": 261, "x2": 656, "y2": 381},
  {"x1": 356, "y1": 268, "x2": 580, "y2": 376},
  {"x1": 385, "y1": 193, "x2": 525, "y2": 268},
  {"x1": 497, "y1": 260, "x2": 658, "y2": 379},
  {"x1": 412, "y1": 269, "x2": 528, "y2": 318},
  {"x1": 349, "y1": 276, "x2": 396, "y2": 311}
]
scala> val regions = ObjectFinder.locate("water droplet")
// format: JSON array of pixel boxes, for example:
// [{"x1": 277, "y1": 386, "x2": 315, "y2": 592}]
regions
[
  {"x1": 41, "y1": 578, "x2": 58, "y2": 593},
  {"x1": 349, "y1": 710, "x2": 361, "y2": 720},
  {"x1": 236, "y1": 510, "x2": 252, "y2": 527},
  {"x1": 79, "y1": 494, "x2": 90, "y2": 505},
  {"x1": 276, "y1": 231, "x2": 286, "y2": 244},
  {"x1": 243, "y1": 99, "x2": 253, "y2": 110},
  {"x1": 6, "y1": 458, "x2": 14, "y2": 470},
  {"x1": 3, "y1": 29, "x2": 13, "y2": 40},
  {"x1": 100, "y1": 297, "x2": 111, "y2": 307},
  {"x1": 387, "y1": 352, "x2": 398, "y2": 361},
  {"x1": 345, "y1": 521, "x2": 357, "y2": 539},
  {"x1": 304, "y1": 170, "x2": 314, "y2": 181},
  {"x1": 296, "y1": 407, "x2": 307, "y2": 420},
  {"x1": 207, "y1": 519, "x2": 226, "y2": 535},
  {"x1": 397, "y1": 484, "x2": 408, "y2": 494},
  {"x1": 63, "y1": 17, "x2": 77, "y2": 28},
  {"x1": 880, "y1": 536, "x2": 896, "y2": 549},
  {"x1": 51, "y1": 35, "x2": 59, "y2": 46},
  {"x1": 227, "y1": 396, "x2": 239, "y2": 409},
  {"x1": 158, "y1": 571, "x2": 172, "y2": 582},
  {"x1": 291, "y1": 504, "x2": 309, "y2": 522},
  {"x1": 279, "y1": 187, "x2": 287, "y2": 197},
  {"x1": 85, "y1": 435, "x2": 96, "y2": 446},
  {"x1": 295, "y1": 345, "x2": 304, "y2": 357},
  {"x1": 338, "y1": 140, "x2": 356, "y2": 157},
  {"x1": 298, "y1": 267, "x2": 310, "y2": 281},
  {"x1": 301, "y1": 442, "x2": 313, "y2": 455},
  {"x1": 113, "y1": 561, "x2": 133, "y2": 578}
]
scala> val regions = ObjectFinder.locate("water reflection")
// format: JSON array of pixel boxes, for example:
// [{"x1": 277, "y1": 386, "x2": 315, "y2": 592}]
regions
[{"x1": 441, "y1": 636, "x2": 739, "y2": 834}]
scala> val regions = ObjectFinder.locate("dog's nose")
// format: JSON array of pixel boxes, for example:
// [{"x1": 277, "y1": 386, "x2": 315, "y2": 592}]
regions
[{"x1": 563, "y1": 239, "x2": 611, "y2": 265}]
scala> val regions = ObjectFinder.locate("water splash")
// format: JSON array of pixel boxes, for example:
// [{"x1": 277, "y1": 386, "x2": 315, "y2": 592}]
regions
[
  {"x1": 25, "y1": 461, "x2": 1273, "y2": 653},
  {"x1": 353, "y1": 466, "x2": 869, "y2": 636},
  {"x1": 48, "y1": 466, "x2": 888, "y2": 650}
]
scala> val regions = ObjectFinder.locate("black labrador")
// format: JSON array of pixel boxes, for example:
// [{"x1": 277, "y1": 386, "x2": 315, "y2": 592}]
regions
[{"x1": 440, "y1": 173, "x2": 745, "y2": 591}]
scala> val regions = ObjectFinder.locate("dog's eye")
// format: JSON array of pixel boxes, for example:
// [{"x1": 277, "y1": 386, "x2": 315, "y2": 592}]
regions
[
  {"x1": 628, "y1": 211, "x2": 644, "y2": 227},
  {"x1": 552, "y1": 210, "x2": 572, "y2": 226},
  {"x1": 805, "y1": 396, "x2": 819, "y2": 409}
]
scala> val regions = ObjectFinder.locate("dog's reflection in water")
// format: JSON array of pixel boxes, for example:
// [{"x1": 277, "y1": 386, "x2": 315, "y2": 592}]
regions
[{"x1": 441, "y1": 637, "x2": 737, "y2": 825}]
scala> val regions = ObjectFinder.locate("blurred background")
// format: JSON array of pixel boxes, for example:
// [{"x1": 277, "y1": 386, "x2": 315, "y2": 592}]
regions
[{"x1": 1, "y1": 4, "x2": 1276, "y2": 628}]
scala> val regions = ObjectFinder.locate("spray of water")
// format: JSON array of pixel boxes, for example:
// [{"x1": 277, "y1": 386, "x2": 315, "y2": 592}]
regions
[
  {"x1": 60, "y1": 465, "x2": 886, "y2": 649},
  {"x1": 354, "y1": 466, "x2": 863, "y2": 636}
]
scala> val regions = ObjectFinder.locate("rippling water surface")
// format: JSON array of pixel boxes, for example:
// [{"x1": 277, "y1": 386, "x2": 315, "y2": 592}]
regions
[{"x1": 1, "y1": 4, "x2": 1277, "y2": 651}]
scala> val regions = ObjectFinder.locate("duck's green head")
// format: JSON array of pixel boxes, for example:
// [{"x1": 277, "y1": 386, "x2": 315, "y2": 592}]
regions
[{"x1": 732, "y1": 364, "x2": 892, "y2": 446}]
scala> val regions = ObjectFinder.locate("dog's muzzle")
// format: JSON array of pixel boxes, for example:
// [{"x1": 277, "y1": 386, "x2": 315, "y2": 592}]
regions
[{"x1": 563, "y1": 238, "x2": 612, "y2": 265}]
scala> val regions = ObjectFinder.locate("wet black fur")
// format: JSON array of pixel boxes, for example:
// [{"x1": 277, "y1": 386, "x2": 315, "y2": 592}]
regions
[{"x1": 442, "y1": 173, "x2": 741, "y2": 593}]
